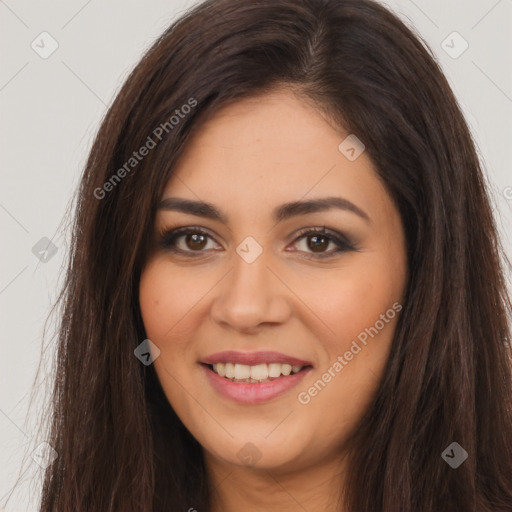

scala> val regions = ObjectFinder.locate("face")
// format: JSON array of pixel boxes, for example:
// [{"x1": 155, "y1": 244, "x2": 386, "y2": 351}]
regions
[{"x1": 139, "y1": 88, "x2": 407, "y2": 475}]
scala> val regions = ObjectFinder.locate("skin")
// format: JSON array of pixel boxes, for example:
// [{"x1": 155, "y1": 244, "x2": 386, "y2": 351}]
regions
[{"x1": 139, "y1": 88, "x2": 407, "y2": 511}]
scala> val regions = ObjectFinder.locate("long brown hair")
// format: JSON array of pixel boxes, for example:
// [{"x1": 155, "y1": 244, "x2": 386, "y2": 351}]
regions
[{"x1": 33, "y1": 0, "x2": 512, "y2": 510}]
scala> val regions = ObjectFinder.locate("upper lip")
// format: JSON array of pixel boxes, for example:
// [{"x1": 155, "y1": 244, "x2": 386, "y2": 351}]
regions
[{"x1": 201, "y1": 350, "x2": 313, "y2": 367}]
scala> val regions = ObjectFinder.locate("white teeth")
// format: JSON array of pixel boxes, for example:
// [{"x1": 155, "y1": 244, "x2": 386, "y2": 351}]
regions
[
  {"x1": 250, "y1": 364, "x2": 268, "y2": 380},
  {"x1": 211, "y1": 362, "x2": 304, "y2": 381},
  {"x1": 268, "y1": 363, "x2": 282, "y2": 378},
  {"x1": 281, "y1": 364, "x2": 292, "y2": 376},
  {"x1": 225, "y1": 363, "x2": 235, "y2": 379},
  {"x1": 216, "y1": 362, "x2": 226, "y2": 377},
  {"x1": 234, "y1": 364, "x2": 251, "y2": 380}
]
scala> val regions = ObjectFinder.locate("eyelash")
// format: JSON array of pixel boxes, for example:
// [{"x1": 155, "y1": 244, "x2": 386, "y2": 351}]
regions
[{"x1": 158, "y1": 225, "x2": 357, "y2": 259}]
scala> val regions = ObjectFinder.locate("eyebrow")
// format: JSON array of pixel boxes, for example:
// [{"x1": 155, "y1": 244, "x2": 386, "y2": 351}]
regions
[{"x1": 157, "y1": 196, "x2": 370, "y2": 223}]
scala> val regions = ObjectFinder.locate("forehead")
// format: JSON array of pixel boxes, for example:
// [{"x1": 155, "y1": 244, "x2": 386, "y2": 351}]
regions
[
  {"x1": 162, "y1": 89, "x2": 390, "y2": 220},
  {"x1": 171, "y1": 89, "x2": 344, "y2": 180}
]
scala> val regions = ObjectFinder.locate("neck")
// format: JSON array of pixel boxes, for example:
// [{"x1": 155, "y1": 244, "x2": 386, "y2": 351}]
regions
[{"x1": 205, "y1": 451, "x2": 348, "y2": 512}]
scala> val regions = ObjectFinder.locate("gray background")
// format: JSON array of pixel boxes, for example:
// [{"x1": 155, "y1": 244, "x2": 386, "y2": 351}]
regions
[{"x1": 1, "y1": 0, "x2": 511, "y2": 510}]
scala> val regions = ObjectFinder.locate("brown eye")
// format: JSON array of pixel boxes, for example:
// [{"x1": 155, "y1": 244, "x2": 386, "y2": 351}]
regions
[
  {"x1": 159, "y1": 226, "x2": 356, "y2": 259},
  {"x1": 291, "y1": 227, "x2": 356, "y2": 258},
  {"x1": 159, "y1": 227, "x2": 220, "y2": 254},
  {"x1": 185, "y1": 233, "x2": 207, "y2": 250},
  {"x1": 306, "y1": 234, "x2": 330, "y2": 253}
]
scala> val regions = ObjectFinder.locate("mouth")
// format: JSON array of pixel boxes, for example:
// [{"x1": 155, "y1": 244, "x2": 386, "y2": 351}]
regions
[
  {"x1": 203, "y1": 362, "x2": 309, "y2": 383},
  {"x1": 200, "y1": 351, "x2": 313, "y2": 404}
]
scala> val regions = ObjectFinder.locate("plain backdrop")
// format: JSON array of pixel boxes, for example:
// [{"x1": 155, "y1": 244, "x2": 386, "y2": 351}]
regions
[{"x1": 1, "y1": 0, "x2": 511, "y2": 510}]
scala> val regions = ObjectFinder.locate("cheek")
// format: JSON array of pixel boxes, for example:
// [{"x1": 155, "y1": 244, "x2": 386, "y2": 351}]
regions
[
  {"x1": 139, "y1": 264, "x2": 173, "y2": 341},
  {"x1": 294, "y1": 252, "x2": 405, "y2": 388},
  {"x1": 139, "y1": 259, "x2": 207, "y2": 344},
  {"x1": 294, "y1": 256, "x2": 404, "y2": 426},
  {"x1": 295, "y1": 255, "x2": 403, "y2": 353},
  {"x1": 139, "y1": 260, "x2": 202, "y2": 414}
]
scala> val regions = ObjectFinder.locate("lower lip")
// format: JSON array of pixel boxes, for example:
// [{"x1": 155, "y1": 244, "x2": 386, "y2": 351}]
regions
[{"x1": 202, "y1": 364, "x2": 312, "y2": 404}]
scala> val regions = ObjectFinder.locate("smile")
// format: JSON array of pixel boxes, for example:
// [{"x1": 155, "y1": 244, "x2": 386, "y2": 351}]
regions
[
  {"x1": 209, "y1": 362, "x2": 304, "y2": 382},
  {"x1": 200, "y1": 351, "x2": 313, "y2": 404}
]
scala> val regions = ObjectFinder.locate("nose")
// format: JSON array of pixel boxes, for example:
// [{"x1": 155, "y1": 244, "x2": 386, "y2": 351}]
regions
[{"x1": 210, "y1": 250, "x2": 292, "y2": 334}]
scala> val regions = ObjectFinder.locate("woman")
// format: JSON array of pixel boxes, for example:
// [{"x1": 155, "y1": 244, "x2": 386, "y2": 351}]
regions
[{"x1": 38, "y1": 0, "x2": 512, "y2": 510}]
